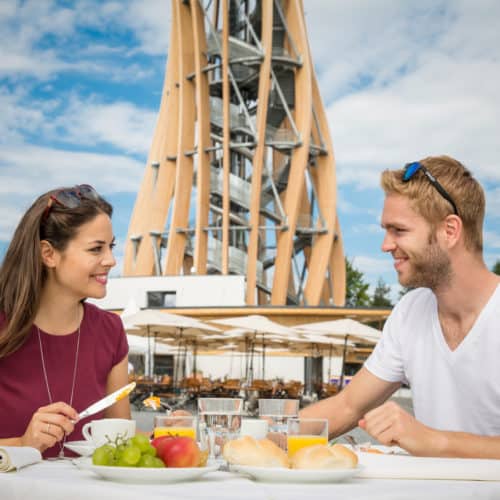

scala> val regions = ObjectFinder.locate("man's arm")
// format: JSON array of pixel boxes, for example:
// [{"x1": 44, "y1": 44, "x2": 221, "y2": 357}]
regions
[
  {"x1": 360, "y1": 401, "x2": 500, "y2": 458},
  {"x1": 300, "y1": 367, "x2": 400, "y2": 439}
]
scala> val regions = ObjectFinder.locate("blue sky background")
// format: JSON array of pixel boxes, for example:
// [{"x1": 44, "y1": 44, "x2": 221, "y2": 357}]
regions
[{"x1": 1, "y1": 0, "x2": 500, "y2": 302}]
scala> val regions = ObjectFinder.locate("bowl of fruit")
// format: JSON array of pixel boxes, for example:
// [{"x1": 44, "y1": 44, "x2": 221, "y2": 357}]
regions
[{"x1": 75, "y1": 433, "x2": 217, "y2": 483}]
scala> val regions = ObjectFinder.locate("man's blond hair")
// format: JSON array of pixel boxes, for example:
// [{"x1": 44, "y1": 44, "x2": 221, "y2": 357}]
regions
[{"x1": 380, "y1": 155, "x2": 484, "y2": 252}]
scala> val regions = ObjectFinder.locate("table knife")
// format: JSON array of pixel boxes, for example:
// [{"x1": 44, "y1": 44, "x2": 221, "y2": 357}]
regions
[{"x1": 78, "y1": 382, "x2": 136, "y2": 421}]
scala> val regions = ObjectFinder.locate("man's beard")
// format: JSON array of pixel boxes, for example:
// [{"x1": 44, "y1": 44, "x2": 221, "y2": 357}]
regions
[{"x1": 399, "y1": 235, "x2": 452, "y2": 291}]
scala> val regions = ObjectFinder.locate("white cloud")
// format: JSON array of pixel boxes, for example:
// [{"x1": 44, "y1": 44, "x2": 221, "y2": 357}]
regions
[
  {"x1": 328, "y1": 56, "x2": 500, "y2": 188},
  {"x1": 51, "y1": 95, "x2": 157, "y2": 154},
  {"x1": 484, "y1": 253, "x2": 500, "y2": 271},
  {"x1": 0, "y1": 87, "x2": 47, "y2": 143},
  {"x1": 305, "y1": 1, "x2": 445, "y2": 100},
  {"x1": 0, "y1": 0, "x2": 168, "y2": 81},
  {"x1": 0, "y1": 144, "x2": 143, "y2": 194},
  {"x1": 350, "y1": 255, "x2": 394, "y2": 276},
  {"x1": 0, "y1": 0, "x2": 75, "y2": 78},
  {"x1": 303, "y1": 0, "x2": 500, "y2": 191},
  {"x1": 0, "y1": 144, "x2": 143, "y2": 244},
  {"x1": 0, "y1": 204, "x2": 25, "y2": 242},
  {"x1": 122, "y1": 0, "x2": 171, "y2": 56},
  {"x1": 352, "y1": 224, "x2": 383, "y2": 235},
  {"x1": 485, "y1": 188, "x2": 500, "y2": 219},
  {"x1": 0, "y1": 86, "x2": 157, "y2": 155},
  {"x1": 484, "y1": 231, "x2": 500, "y2": 249}
]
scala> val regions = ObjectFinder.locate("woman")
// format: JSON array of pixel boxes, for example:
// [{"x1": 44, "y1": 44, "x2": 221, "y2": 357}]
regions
[{"x1": 0, "y1": 185, "x2": 130, "y2": 458}]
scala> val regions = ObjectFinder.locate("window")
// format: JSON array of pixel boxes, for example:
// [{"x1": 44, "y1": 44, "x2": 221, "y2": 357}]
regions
[
  {"x1": 154, "y1": 354, "x2": 174, "y2": 376},
  {"x1": 147, "y1": 291, "x2": 177, "y2": 308}
]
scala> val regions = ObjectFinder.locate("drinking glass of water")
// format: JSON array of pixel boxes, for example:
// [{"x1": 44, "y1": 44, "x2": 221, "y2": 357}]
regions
[
  {"x1": 258, "y1": 399, "x2": 299, "y2": 432},
  {"x1": 197, "y1": 398, "x2": 243, "y2": 459},
  {"x1": 258, "y1": 399, "x2": 299, "y2": 449}
]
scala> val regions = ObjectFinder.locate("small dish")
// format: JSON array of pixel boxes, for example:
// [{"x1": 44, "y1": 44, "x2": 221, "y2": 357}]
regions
[{"x1": 64, "y1": 440, "x2": 95, "y2": 457}]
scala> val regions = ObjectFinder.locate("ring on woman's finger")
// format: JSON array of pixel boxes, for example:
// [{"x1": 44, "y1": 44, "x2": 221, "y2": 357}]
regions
[{"x1": 46, "y1": 423, "x2": 51, "y2": 434}]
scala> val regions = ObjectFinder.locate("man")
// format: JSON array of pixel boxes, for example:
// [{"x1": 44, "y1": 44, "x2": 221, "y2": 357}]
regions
[{"x1": 301, "y1": 155, "x2": 500, "y2": 458}]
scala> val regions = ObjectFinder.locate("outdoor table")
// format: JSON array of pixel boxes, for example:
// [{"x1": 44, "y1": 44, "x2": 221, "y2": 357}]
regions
[{"x1": 2, "y1": 459, "x2": 500, "y2": 500}]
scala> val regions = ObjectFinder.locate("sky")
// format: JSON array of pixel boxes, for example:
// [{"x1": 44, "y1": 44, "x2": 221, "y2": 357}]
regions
[{"x1": 1, "y1": 0, "x2": 500, "y2": 302}]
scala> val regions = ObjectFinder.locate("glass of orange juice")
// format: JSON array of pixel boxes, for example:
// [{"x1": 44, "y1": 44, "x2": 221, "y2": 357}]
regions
[
  {"x1": 153, "y1": 415, "x2": 197, "y2": 440},
  {"x1": 286, "y1": 418, "x2": 328, "y2": 458}
]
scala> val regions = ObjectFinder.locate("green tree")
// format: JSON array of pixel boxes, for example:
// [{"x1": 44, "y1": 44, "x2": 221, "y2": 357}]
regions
[
  {"x1": 345, "y1": 258, "x2": 371, "y2": 307},
  {"x1": 371, "y1": 277, "x2": 393, "y2": 307},
  {"x1": 492, "y1": 259, "x2": 500, "y2": 275}
]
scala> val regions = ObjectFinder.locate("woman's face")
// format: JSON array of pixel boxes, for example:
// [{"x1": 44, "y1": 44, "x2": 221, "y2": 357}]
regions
[{"x1": 49, "y1": 212, "x2": 116, "y2": 300}]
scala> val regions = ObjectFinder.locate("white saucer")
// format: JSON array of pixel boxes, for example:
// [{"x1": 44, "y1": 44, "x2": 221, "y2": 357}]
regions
[{"x1": 64, "y1": 440, "x2": 95, "y2": 457}]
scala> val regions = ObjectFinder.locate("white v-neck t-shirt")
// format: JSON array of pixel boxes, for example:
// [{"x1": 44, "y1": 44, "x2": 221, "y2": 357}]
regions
[{"x1": 364, "y1": 286, "x2": 500, "y2": 435}]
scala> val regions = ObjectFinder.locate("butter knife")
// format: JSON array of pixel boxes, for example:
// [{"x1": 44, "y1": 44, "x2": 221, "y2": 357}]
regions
[{"x1": 78, "y1": 382, "x2": 136, "y2": 421}]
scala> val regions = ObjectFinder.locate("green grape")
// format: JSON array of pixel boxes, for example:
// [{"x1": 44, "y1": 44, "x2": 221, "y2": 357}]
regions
[
  {"x1": 92, "y1": 438, "x2": 164, "y2": 468},
  {"x1": 92, "y1": 445, "x2": 114, "y2": 466},
  {"x1": 122, "y1": 445, "x2": 141, "y2": 466},
  {"x1": 114, "y1": 443, "x2": 126, "y2": 460},
  {"x1": 131, "y1": 434, "x2": 152, "y2": 453},
  {"x1": 141, "y1": 443, "x2": 157, "y2": 457},
  {"x1": 137, "y1": 454, "x2": 157, "y2": 468},
  {"x1": 152, "y1": 457, "x2": 166, "y2": 468},
  {"x1": 115, "y1": 456, "x2": 133, "y2": 467}
]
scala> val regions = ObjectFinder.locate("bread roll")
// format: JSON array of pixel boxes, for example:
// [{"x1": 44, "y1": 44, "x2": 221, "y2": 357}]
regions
[
  {"x1": 290, "y1": 444, "x2": 358, "y2": 469},
  {"x1": 223, "y1": 436, "x2": 289, "y2": 468}
]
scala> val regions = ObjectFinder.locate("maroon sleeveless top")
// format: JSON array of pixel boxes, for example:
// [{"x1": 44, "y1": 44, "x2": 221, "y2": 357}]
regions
[{"x1": 0, "y1": 302, "x2": 128, "y2": 458}]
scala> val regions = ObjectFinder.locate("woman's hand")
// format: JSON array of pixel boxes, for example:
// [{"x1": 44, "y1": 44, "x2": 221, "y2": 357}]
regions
[{"x1": 20, "y1": 402, "x2": 78, "y2": 452}]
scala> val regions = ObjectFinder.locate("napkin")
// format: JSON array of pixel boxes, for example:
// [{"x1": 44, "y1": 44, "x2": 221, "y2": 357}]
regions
[{"x1": 0, "y1": 446, "x2": 42, "y2": 472}]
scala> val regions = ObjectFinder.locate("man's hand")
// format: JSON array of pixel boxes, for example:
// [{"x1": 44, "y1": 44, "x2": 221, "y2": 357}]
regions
[{"x1": 358, "y1": 401, "x2": 441, "y2": 456}]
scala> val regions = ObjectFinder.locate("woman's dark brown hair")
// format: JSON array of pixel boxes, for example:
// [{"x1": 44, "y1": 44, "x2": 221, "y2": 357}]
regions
[{"x1": 0, "y1": 187, "x2": 113, "y2": 358}]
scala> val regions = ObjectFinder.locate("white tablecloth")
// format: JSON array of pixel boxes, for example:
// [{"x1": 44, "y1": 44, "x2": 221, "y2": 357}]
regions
[{"x1": 2, "y1": 460, "x2": 500, "y2": 500}]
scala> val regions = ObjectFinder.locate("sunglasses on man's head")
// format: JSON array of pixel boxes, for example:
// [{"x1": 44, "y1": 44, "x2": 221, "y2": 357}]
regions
[
  {"x1": 402, "y1": 162, "x2": 459, "y2": 216},
  {"x1": 43, "y1": 184, "x2": 99, "y2": 220}
]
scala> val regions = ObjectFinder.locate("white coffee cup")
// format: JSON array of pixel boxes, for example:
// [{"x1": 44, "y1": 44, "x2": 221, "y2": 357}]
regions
[
  {"x1": 82, "y1": 418, "x2": 136, "y2": 447},
  {"x1": 240, "y1": 418, "x2": 269, "y2": 440}
]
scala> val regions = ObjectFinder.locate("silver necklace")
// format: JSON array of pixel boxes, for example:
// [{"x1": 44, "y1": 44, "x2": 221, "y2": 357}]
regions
[{"x1": 37, "y1": 321, "x2": 81, "y2": 459}]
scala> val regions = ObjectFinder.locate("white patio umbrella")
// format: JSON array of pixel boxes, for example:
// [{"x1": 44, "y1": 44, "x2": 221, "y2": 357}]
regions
[
  {"x1": 121, "y1": 309, "x2": 220, "y2": 380},
  {"x1": 293, "y1": 318, "x2": 381, "y2": 344},
  {"x1": 209, "y1": 315, "x2": 302, "y2": 381},
  {"x1": 293, "y1": 319, "x2": 382, "y2": 386}
]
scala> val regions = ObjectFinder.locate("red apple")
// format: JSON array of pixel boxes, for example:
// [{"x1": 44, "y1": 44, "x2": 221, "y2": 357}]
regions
[
  {"x1": 152, "y1": 436, "x2": 201, "y2": 468},
  {"x1": 151, "y1": 435, "x2": 174, "y2": 458}
]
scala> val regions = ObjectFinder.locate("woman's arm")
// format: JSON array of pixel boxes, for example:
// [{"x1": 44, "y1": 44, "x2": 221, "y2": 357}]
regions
[
  {"x1": 104, "y1": 355, "x2": 131, "y2": 419},
  {"x1": 0, "y1": 437, "x2": 22, "y2": 446}
]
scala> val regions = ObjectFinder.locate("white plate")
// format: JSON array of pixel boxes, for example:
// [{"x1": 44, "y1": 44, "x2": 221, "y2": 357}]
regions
[
  {"x1": 355, "y1": 446, "x2": 500, "y2": 481},
  {"x1": 75, "y1": 457, "x2": 219, "y2": 483},
  {"x1": 64, "y1": 440, "x2": 95, "y2": 457},
  {"x1": 230, "y1": 464, "x2": 363, "y2": 483}
]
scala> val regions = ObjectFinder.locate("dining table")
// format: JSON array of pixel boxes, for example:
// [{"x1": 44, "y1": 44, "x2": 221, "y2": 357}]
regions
[{"x1": 2, "y1": 459, "x2": 500, "y2": 500}]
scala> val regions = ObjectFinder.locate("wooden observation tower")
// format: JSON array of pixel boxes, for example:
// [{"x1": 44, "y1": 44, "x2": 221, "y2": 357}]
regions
[{"x1": 123, "y1": 0, "x2": 346, "y2": 307}]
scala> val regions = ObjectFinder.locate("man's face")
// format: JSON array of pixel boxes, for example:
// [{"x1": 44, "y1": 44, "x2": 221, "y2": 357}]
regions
[{"x1": 381, "y1": 193, "x2": 452, "y2": 290}]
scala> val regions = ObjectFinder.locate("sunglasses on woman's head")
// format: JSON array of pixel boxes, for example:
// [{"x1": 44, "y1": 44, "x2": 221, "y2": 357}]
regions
[
  {"x1": 402, "y1": 162, "x2": 459, "y2": 216},
  {"x1": 43, "y1": 184, "x2": 99, "y2": 220}
]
